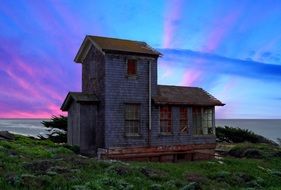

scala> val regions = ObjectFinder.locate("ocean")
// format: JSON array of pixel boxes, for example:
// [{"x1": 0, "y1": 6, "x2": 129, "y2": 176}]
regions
[
  {"x1": 0, "y1": 119, "x2": 49, "y2": 138},
  {"x1": 0, "y1": 119, "x2": 280, "y2": 142}
]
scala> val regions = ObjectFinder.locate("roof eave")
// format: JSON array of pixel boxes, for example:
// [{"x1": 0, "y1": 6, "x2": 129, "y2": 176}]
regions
[
  {"x1": 74, "y1": 35, "x2": 104, "y2": 63},
  {"x1": 60, "y1": 92, "x2": 73, "y2": 111}
]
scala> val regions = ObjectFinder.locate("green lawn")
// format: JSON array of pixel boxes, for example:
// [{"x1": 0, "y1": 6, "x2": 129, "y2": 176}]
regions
[{"x1": 0, "y1": 135, "x2": 281, "y2": 190}]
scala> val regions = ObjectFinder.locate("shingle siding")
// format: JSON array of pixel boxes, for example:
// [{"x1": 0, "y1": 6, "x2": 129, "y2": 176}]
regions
[
  {"x1": 82, "y1": 45, "x2": 105, "y2": 149},
  {"x1": 104, "y1": 54, "x2": 158, "y2": 148},
  {"x1": 67, "y1": 102, "x2": 80, "y2": 146}
]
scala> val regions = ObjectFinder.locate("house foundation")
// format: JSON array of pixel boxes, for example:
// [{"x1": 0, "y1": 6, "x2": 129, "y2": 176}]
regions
[{"x1": 98, "y1": 143, "x2": 216, "y2": 162}]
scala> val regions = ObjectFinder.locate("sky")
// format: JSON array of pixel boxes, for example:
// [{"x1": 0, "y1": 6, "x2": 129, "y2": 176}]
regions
[{"x1": 0, "y1": 0, "x2": 281, "y2": 119}]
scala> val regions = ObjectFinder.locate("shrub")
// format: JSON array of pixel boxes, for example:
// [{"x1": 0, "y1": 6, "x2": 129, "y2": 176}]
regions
[
  {"x1": 216, "y1": 126, "x2": 277, "y2": 145},
  {"x1": 40, "y1": 115, "x2": 67, "y2": 143}
]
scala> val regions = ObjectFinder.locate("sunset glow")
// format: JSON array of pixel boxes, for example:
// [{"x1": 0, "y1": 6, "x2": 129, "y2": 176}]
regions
[{"x1": 1, "y1": 0, "x2": 281, "y2": 118}]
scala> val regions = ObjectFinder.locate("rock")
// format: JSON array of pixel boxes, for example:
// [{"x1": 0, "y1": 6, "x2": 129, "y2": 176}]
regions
[
  {"x1": 243, "y1": 149, "x2": 262, "y2": 159},
  {"x1": 234, "y1": 172, "x2": 255, "y2": 183},
  {"x1": 229, "y1": 148, "x2": 263, "y2": 159},
  {"x1": 180, "y1": 182, "x2": 201, "y2": 190},
  {"x1": 20, "y1": 174, "x2": 50, "y2": 189},
  {"x1": 46, "y1": 171, "x2": 57, "y2": 176},
  {"x1": 256, "y1": 177, "x2": 265, "y2": 186},
  {"x1": 215, "y1": 171, "x2": 231, "y2": 179},
  {"x1": 217, "y1": 161, "x2": 224, "y2": 165},
  {"x1": 140, "y1": 167, "x2": 167, "y2": 180},
  {"x1": 8, "y1": 149, "x2": 18, "y2": 157},
  {"x1": 5, "y1": 173, "x2": 21, "y2": 185},
  {"x1": 72, "y1": 185, "x2": 90, "y2": 190},
  {"x1": 150, "y1": 183, "x2": 163, "y2": 190},
  {"x1": 61, "y1": 155, "x2": 90, "y2": 167},
  {"x1": 47, "y1": 166, "x2": 71, "y2": 174},
  {"x1": 270, "y1": 170, "x2": 281, "y2": 177},
  {"x1": 246, "y1": 180, "x2": 261, "y2": 188},
  {"x1": 91, "y1": 177, "x2": 134, "y2": 190},
  {"x1": 0, "y1": 131, "x2": 15, "y2": 140},
  {"x1": 164, "y1": 180, "x2": 177, "y2": 189},
  {"x1": 273, "y1": 151, "x2": 281, "y2": 158},
  {"x1": 186, "y1": 173, "x2": 206, "y2": 183},
  {"x1": 107, "y1": 165, "x2": 130, "y2": 176},
  {"x1": 228, "y1": 149, "x2": 244, "y2": 158},
  {"x1": 23, "y1": 160, "x2": 55, "y2": 174}
]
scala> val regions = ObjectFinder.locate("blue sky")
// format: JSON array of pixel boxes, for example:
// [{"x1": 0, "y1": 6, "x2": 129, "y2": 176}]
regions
[{"x1": 0, "y1": 0, "x2": 281, "y2": 118}]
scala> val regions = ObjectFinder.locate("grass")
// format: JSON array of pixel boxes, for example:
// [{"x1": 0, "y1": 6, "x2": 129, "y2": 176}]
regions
[{"x1": 0, "y1": 135, "x2": 281, "y2": 189}]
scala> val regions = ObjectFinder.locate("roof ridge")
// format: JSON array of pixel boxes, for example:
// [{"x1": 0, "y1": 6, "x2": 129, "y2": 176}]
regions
[{"x1": 88, "y1": 35, "x2": 146, "y2": 44}]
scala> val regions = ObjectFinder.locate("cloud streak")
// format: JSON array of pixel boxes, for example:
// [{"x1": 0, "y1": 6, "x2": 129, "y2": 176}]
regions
[{"x1": 158, "y1": 48, "x2": 281, "y2": 82}]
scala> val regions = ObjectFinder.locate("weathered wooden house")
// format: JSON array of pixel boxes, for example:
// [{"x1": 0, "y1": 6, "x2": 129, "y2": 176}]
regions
[{"x1": 61, "y1": 36, "x2": 224, "y2": 161}]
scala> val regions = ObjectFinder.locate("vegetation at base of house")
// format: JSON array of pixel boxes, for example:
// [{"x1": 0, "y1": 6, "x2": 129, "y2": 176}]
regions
[
  {"x1": 216, "y1": 126, "x2": 278, "y2": 145},
  {"x1": 40, "y1": 115, "x2": 67, "y2": 143},
  {"x1": 0, "y1": 135, "x2": 281, "y2": 190}
]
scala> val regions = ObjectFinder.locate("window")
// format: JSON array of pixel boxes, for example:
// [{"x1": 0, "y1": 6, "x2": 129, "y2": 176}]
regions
[
  {"x1": 192, "y1": 107, "x2": 214, "y2": 135},
  {"x1": 180, "y1": 107, "x2": 188, "y2": 133},
  {"x1": 127, "y1": 59, "x2": 137, "y2": 76},
  {"x1": 125, "y1": 104, "x2": 140, "y2": 136},
  {"x1": 160, "y1": 106, "x2": 172, "y2": 134}
]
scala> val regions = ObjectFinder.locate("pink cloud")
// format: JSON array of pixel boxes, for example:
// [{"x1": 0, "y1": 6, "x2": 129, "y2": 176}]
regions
[
  {"x1": 163, "y1": 0, "x2": 184, "y2": 48},
  {"x1": 202, "y1": 10, "x2": 241, "y2": 53},
  {"x1": 180, "y1": 69, "x2": 202, "y2": 86}
]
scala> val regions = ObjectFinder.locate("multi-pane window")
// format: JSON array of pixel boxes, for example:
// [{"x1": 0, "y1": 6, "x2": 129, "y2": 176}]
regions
[
  {"x1": 160, "y1": 106, "x2": 172, "y2": 134},
  {"x1": 125, "y1": 104, "x2": 140, "y2": 136},
  {"x1": 203, "y1": 108, "x2": 213, "y2": 134},
  {"x1": 180, "y1": 107, "x2": 188, "y2": 133},
  {"x1": 192, "y1": 107, "x2": 214, "y2": 135},
  {"x1": 127, "y1": 59, "x2": 137, "y2": 76}
]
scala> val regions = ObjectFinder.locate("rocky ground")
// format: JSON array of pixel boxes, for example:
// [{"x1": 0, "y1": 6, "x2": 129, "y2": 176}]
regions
[{"x1": 0, "y1": 132, "x2": 281, "y2": 190}]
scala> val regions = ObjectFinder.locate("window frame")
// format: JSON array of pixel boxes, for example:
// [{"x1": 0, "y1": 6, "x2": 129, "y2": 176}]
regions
[
  {"x1": 124, "y1": 103, "x2": 141, "y2": 136},
  {"x1": 159, "y1": 105, "x2": 172, "y2": 135}
]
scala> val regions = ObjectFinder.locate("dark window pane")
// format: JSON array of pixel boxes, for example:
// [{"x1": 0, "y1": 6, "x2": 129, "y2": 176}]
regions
[
  {"x1": 127, "y1": 59, "x2": 136, "y2": 75},
  {"x1": 180, "y1": 107, "x2": 188, "y2": 133},
  {"x1": 160, "y1": 106, "x2": 172, "y2": 133}
]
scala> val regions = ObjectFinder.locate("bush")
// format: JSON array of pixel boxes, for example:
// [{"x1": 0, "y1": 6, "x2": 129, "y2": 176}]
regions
[
  {"x1": 40, "y1": 115, "x2": 67, "y2": 143},
  {"x1": 216, "y1": 126, "x2": 277, "y2": 145}
]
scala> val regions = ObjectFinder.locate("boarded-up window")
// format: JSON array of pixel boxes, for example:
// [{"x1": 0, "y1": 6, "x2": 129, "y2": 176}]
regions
[
  {"x1": 127, "y1": 59, "x2": 137, "y2": 75},
  {"x1": 125, "y1": 104, "x2": 140, "y2": 135},
  {"x1": 160, "y1": 106, "x2": 172, "y2": 133},
  {"x1": 180, "y1": 107, "x2": 188, "y2": 133},
  {"x1": 192, "y1": 107, "x2": 213, "y2": 135}
]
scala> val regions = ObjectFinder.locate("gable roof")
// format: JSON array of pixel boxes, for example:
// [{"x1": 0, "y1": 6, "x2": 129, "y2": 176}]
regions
[
  {"x1": 61, "y1": 92, "x2": 99, "y2": 111},
  {"x1": 75, "y1": 35, "x2": 162, "y2": 63},
  {"x1": 153, "y1": 85, "x2": 225, "y2": 106}
]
